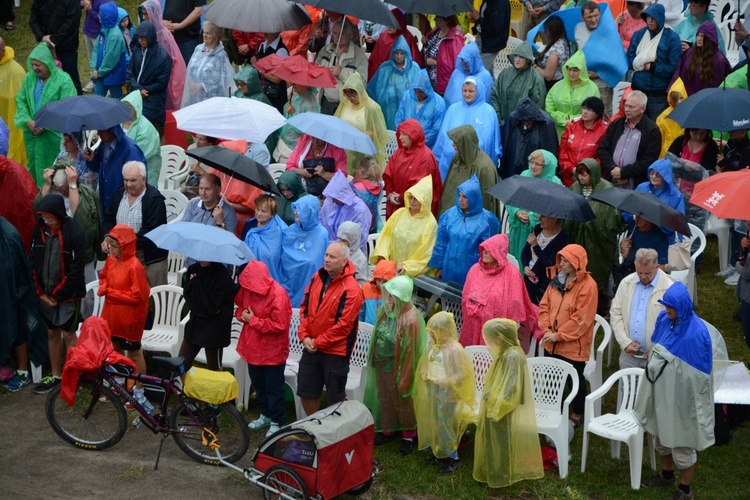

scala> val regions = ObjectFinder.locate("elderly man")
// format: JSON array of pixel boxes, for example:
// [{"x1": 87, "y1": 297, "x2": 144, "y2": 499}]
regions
[
  {"x1": 103, "y1": 161, "x2": 168, "y2": 286},
  {"x1": 29, "y1": 0, "x2": 83, "y2": 94},
  {"x1": 573, "y1": 2, "x2": 614, "y2": 117},
  {"x1": 610, "y1": 248, "x2": 674, "y2": 369},
  {"x1": 315, "y1": 19, "x2": 368, "y2": 115},
  {"x1": 0, "y1": 37, "x2": 27, "y2": 164},
  {"x1": 598, "y1": 90, "x2": 661, "y2": 188},
  {"x1": 297, "y1": 241, "x2": 364, "y2": 415}
]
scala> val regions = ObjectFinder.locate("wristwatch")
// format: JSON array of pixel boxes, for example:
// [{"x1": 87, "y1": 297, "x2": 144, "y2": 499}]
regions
[
  {"x1": 69, "y1": 183, "x2": 78, "y2": 190},
  {"x1": 216, "y1": 222, "x2": 225, "y2": 228}
]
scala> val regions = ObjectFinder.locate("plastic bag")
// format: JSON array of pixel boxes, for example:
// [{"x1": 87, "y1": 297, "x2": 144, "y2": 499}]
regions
[{"x1": 184, "y1": 367, "x2": 238, "y2": 405}]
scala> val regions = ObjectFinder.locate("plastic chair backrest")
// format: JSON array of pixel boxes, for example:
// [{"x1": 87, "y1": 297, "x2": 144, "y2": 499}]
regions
[
  {"x1": 612, "y1": 81, "x2": 630, "y2": 117},
  {"x1": 492, "y1": 37, "x2": 522, "y2": 79},
  {"x1": 378, "y1": 191, "x2": 387, "y2": 228},
  {"x1": 289, "y1": 308, "x2": 303, "y2": 356},
  {"x1": 384, "y1": 130, "x2": 399, "y2": 166},
  {"x1": 160, "y1": 189, "x2": 189, "y2": 224},
  {"x1": 230, "y1": 316, "x2": 242, "y2": 340},
  {"x1": 167, "y1": 251, "x2": 186, "y2": 275},
  {"x1": 510, "y1": 0, "x2": 524, "y2": 21},
  {"x1": 506, "y1": 253, "x2": 521, "y2": 273},
  {"x1": 85, "y1": 280, "x2": 105, "y2": 317},
  {"x1": 367, "y1": 232, "x2": 379, "y2": 258},
  {"x1": 466, "y1": 346, "x2": 493, "y2": 394},
  {"x1": 688, "y1": 223, "x2": 706, "y2": 263},
  {"x1": 150, "y1": 285, "x2": 187, "y2": 327},
  {"x1": 350, "y1": 322, "x2": 373, "y2": 368},
  {"x1": 268, "y1": 163, "x2": 286, "y2": 184},
  {"x1": 614, "y1": 368, "x2": 644, "y2": 412},
  {"x1": 406, "y1": 25, "x2": 423, "y2": 51},
  {"x1": 590, "y1": 314, "x2": 611, "y2": 366},
  {"x1": 527, "y1": 357, "x2": 579, "y2": 411},
  {"x1": 159, "y1": 145, "x2": 189, "y2": 190}
]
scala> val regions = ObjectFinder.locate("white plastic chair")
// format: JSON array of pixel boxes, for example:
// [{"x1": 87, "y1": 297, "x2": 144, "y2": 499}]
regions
[
  {"x1": 612, "y1": 81, "x2": 630, "y2": 117},
  {"x1": 345, "y1": 322, "x2": 373, "y2": 403},
  {"x1": 466, "y1": 345, "x2": 493, "y2": 415},
  {"x1": 384, "y1": 130, "x2": 398, "y2": 166},
  {"x1": 166, "y1": 251, "x2": 186, "y2": 286},
  {"x1": 378, "y1": 192, "x2": 387, "y2": 229},
  {"x1": 491, "y1": 37, "x2": 522, "y2": 79},
  {"x1": 464, "y1": 32, "x2": 476, "y2": 45},
  {"x1": 268, "y1": 163, "x2": 286, "y2": 184},
  {"x1": 194, "y1": 316, "x2": 249, "y2": 408},
  {"x1": 366, "y1": 232, "x2": 380, "y2": 276},
  {"x1": 77, "y1": 281, "x2": 105, "y2": 334},
  {"x1": 158, "y1": 145, "x2": 189, "y2": 190},
  {"x1": 160, "y1": 189, "x2": 189, "y2": 224},
  {"x1": 527, "y1": 357, "x2": 579, "y2": 478},
  {"x1": 669, "y1": 223, "x2": 706, "y2": 305},
  {"x1": 141, "y1": 285, "x2": 188, "y2": 357},
  {"x1": 506, "y1": 253, "x2": 521, "y2": 273},
  {"x1": 583, "y1": 314, "x2": 612, "y2": 417},
  {"x1": 284, "y1": 309, "x2": 305, "y2": 420},
  {"x1": 581, "y1": 367, "x2": 656, "y2": 489},
  {"x1": 705, "y1": 214, "x2": 731, "y2": 273},
  {"x1": 406, "y1": 25, "x2": 423, "y2": 51}
]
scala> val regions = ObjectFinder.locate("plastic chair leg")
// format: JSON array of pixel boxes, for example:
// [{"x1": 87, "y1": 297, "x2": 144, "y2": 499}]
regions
[
  {"x1": 556, "y1": 431, "x2": 569, "y2": 478},
  {"x1": 628, "y1": 432, "x2": 645, "y2": 489},
  {"x1": 581, "y1": 431, "x2": 590, "y2": 473},
  {"x1": 611, "y1": 439, "x2": 622, "y2": 460},
  {"x1": 31, "y1": 361, "x2": 43, "y2": 383}
]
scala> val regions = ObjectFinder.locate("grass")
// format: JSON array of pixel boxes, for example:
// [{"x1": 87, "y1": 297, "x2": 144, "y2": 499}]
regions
[{"x1": 118, "y1": 464, "x2": 144, "y2": 480}]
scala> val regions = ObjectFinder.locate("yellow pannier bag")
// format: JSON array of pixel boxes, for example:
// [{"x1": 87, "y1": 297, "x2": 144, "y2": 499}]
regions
[{"x1": 184, "y1": 367, "x2": 239, "y2": 405}]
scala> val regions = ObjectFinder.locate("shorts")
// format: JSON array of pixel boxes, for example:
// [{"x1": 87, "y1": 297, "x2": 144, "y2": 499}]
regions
[
  {"x1": 653, "y1": 435, "x2": 697, "y2": 469},
  {"x1": 112, "y1": 336, "x2": 143, "y2": 352},
  {"x1": 296, "y1": 350, "x2": 349, "y2": 403},
  {"x1": 41, "y1": 300, "x2": 81, "y2": 333}
]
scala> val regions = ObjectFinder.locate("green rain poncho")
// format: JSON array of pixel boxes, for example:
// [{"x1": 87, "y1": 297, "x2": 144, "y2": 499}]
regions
[
  {"x1": 363, "y1": 275, "x2": 427, "y2": 433},
  {"x1": 490, "y1": 41, "x2": 547, "y2": 127},
  {"x1": 274, "y1": 170, "x2": 305, "y2": 226},
  {"x1": 545, "y1": 50, "x2": 600, "y2": 138},
  {"x1": 122, "y1": 90, "x2": 161, "y2": 184},
  {"x1": 234, "y1": 66, "x2": 279, "y2": 156},
  {"x1": 473, "y1": 318, "x2": 544, "y2": 488},
  {"x1": 277, "y1": 87, "x2": 320, "y2": 150},
  {"x1": 15, "y1": 44, "x2": 77, "y2": 187}
]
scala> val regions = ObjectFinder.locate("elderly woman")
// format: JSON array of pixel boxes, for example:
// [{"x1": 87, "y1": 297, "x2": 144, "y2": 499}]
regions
[
  {"x1": 538, "y1": 244, "x2": 598, "y2": 429},
  {"x1": 337, "y1": 221, "x2": 368, "y2": 285},
  {"x1": 460, "y1": 234, "x2": 540, "y2": 347},
  {"x1": 274, "y1": 170, "x2": 305, "y2": 226},
  {"x1": 429, "y1": 175, "x2": 499, "y2": 285},
  {"x1": 56, "y1": 132, "x2": 95, "y2": 189},
  {"x1": 285, "y1": 134, "x2": 348, "y2": 197},
  {"x1": 442, "y1": 42, "x2": 493, "y2": 108},
  {"x1": 421, "y1": 15, "x2": 464, "y2": 96},
  {"x1": 545, "y1": 51, "x2": 600, "y2": 138},
  {"x1": 558, "y1": 97, "x2": 608, "y2": 187},
  {"x1": 371, "y1": 176, "x2": 437, "y2": 278},
  {"x1": 367, "y1": 36, "x2": 421, "y2": 130},
  {"x1": 242, "y1": 195, "x2": 287, "y2": 283},
  {"x1": 335, "y1": 73, "x2": 389, "y2": 175},
  {"x1": 181, "y1": 21, "x2": 236, "y2": 108},
  {"x1": 521, "y1": 215, "x2": 569, "y2": 305},
  {"x1": 506, "y1": 149, "x2": 562, "y2": 264},
  {"x1": 363, "y1": 275, "x2": 427, "y2": 456},
  {"x1": 490, "y1": 41, "x2": 546, "y2": 127},
  {"x1": 274, "y1": 83, "x2": 320, "y2": 164},
  {"x1": 634, "y1": 158, "x2": 686, "y2": 245},
  {"x1": 395, "y1": 69, "x2": 446, "y2": 149}
]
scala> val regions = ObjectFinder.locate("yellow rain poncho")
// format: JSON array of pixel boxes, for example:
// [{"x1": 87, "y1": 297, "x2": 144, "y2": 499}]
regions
[
  {"x1": 363, "y1": 275, "x2": 427, "y2": 433},
  {"x1": 656, "y1": 78, "x2": 686, "y2": 158},
  {"x1": 473, "y1": 319, "x2": 544, "y2": 488},
  {"x1": 414, "y1": 312, "x2": 477, "y2": 458},
  {"x1": 0, "y1": 46, "x2": 27, "y2": 165},
  {"x1": 370, "y1": 175, "x2": 438, "y2": 278}
]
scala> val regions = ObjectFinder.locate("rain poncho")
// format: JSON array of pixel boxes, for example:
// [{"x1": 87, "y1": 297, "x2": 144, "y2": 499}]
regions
[
  {"x1": 394, "y1": 69, "x2": 446, "y2": 148},
  {"x1": 360, "y1": 259, "x2": 397, "y2": 325},
  {"x1": 428, "y1": 175, "x2": 500, "y2": 285},
  {"x1": 0, "y1": 156, "x2": 38, "y2": 251},
  {"x1": 181, "y1": 41, "x2": 236, "y2": 108},
  {"x1": 442, "y1": 43, "x2": 493, "y2": 108},
  {"x1": 277, "y1": 87, "x2": 320, "y2": 151},
  {"x1": 366, "y1": 8, "x2": 424, "y2": 81},
  {"x1": 337, "y1": 221, "x2": 368, "y2": 285},
  {"x1": 635, "y1": 158, "x2": 686, "y2": 244},
  {"x1": 244, "y1": 214, "x2": 287, "y2": 284},
  {"x1": 91, "y1": 2, "x2": 127, "y2": 86},
  {"x1": 473, "y1": 319, "x2": 544, "y2": 488},
  {"x1": 506, "y1": 149, "x2": 562, "y2": 263},
  {"x1": 461, "y1": 234, "x2": 540, "y2": 347},
  {"x1": 363, "y1": 275, "x2": 427, "y2": 433},
  {"x1": 274, "y1": 170, "x2": 305, "y2": 226},
  {"x1": 656, "y1": 78, "x2": 687, "y2": 158},
  {"x1": 673, "y1": 9, "x2": 725, "y2": 55},
  {"x1": 370, "y1": 176, "x2": 438, "y2": 278},
  {"x1": 499, "y1": 97, "x2": 559, "y2": 180},
  {"x1": 0, "y1": 45, "x2": 28, "y2": 165},
  {"x1": 670, "y1": 21, "x2": 731, "y2": 96},
  {"x1": 335, "y1": 73, "x2": 389, "y2": 175},
  {"x1": 233, "y1": 66, "x2": 279, "y2": 156},
  {"x1": 367, "y1": 36, "x2": 421, "y2": 130},
  {"x1": 414, "y1": 312, "x2": 477, "y2": 458},
  {"x1": 490, "y1": 41, "x2": 547, "y2": 126},
  {"x1": 320, "y1": 171, "x2": 372, "y2": 248},
  {"x1": 634, "y1": 282, "x2": 714, "y2": 451},
  {"x1": 279, "y1": 195, "x2": 329, "y2": 308},
  {"x1": 433, "y1": 77, "x2": 502, "y2": 181},
  {"x1": 15, "y1": 44, "x2": 77, "y2": 187},
  {"x1": 122, "y1": 90, "x2": 161, "y2": 184},
  {"x1": 545, "y1": 50, "x2": 600, "y2": 138}
]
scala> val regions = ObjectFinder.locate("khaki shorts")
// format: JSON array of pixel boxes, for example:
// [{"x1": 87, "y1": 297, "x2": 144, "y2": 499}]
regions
[{"x1": 654, "y1": 435, "x2": 697, "y2": 469}]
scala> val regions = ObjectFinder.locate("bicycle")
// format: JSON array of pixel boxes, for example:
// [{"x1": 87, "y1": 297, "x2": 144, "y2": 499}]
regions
[{"x1": 45, "y1": 356, "x2": 250, "y2": 468}]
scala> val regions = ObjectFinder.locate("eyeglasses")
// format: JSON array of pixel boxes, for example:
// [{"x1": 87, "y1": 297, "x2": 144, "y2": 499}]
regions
[{"x1": 530, "y1": 160, "x2": 545, "y2": 167}]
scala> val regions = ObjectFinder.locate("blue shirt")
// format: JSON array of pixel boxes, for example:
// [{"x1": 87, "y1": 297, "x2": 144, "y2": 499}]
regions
[{"x1": 628, "y1": 269, "x2": 659, "y2": 349}]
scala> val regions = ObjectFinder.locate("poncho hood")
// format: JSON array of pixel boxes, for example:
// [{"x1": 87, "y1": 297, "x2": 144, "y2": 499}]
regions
[
  {"x1": 456, "y1": 42, "x2": 485, "y2": 76},
  {"x1": 382, "y1": 274, "x2": 414, "y2": 317},
  {"x1": 291, "y1": 194, "x2": 322, "y2": 230},
  {"x1": 482, "y1": 318, "x2": 520, "y2": 358},
  {"x1": 455, "y1": 174, "x2": 484, "y2": 217},
  {"x1": 522, "y1": 149, "x2": 558, "y2": 180},
  {"x1": 426, "y1": 311, "x2": 459, "y2": 347},
  {"x1": 336, "y1": 220, "x2": 362, "y2": 250},
  {"x1": 696, "y1": 20, "x2": 719, "y2": 46},
  {"x1": 389, "y1": 35, "x2": 412, "y2": 69},
  {"x1": 117, "y1": 7, "x2": 131, "y2": 25},
  {"x1": 37, "y1": 193, "x2": 69, "y2": 223},
  {"x1": 0, "y1": 45, "x2": 15, "y2": 65},
  {"x1": 647, "y1": 158, "x2": 675, "y2": 190},
  {"x1": 555, "y1": 243, "x2": 590, "y2": 275},
  {"x1": 239, "y1": 260, "x2": 274, "y2": 295},
  {"x1": 107, "y1": 224, "x2": 138, "y2": 260},
  {"x1": 515, "y1": 97, "x2": 546, "y2": 122},
  {"x1": 447, "y1": 124, "x2": 480, "y2": 165},
  {"x1": 508, "y1": 41, "x2": 535, "y2": 65},
  {"x1": 122, "y1": 89, "x2": 144, "y2": 121},
  {"x1": 339, "y1": 72, "x2": 370, "y2": 111},
  {"x1": 641, "y1": 3, "x2": 665, "y2": 32},
  {"x1": 322, "y1": 170, "x2": 357, "y2": 206},
  {"x1": 235, "y1": 66, "x2": 264, "y2": 97},
  {"x1": 562, "y1": 50, "x2": 591, "y2": 86},
  {"x1": 26, "y1": 43, "x2": 57, "y2": 76},
  {"x1": 100, "y1": 2, "x2": 119, "y2": 30},
  {"x1": 478, "y1": 234, "x2": 510, "y2": 272},
  {"x1": 411, "y1": 68, "x2": 436, "y2": 101},
  {"x1": 461, "y1": 76, "x2": 488, "y2": 108},
  {"x1": 403, "y1": 175, "x2": 433, "y2": 218},
  {"x1": 371, "y1": 259, "x2": 397, "y2": 282},
  {"x1": 277, "y1": 170, "x2": 305, "y2": 199},
  {"x1": 135, "y1": 21, "x2": 158, "y2": 47},
  {"x1": 396, "y1": 118, "x2": 426, "y2": 150},
  {"x1": 575, "y1": 157, "x2": 603, "y2": 187},
  {"x1": 667, "y1": 77, "x2": 687, "y2": 108}
]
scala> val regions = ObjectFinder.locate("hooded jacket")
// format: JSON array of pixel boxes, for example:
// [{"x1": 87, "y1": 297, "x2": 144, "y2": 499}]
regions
[
  {"x1": 538, "y1": 244, "x2": 599, "y2": 362},
  {"x1": 126, "y1": 21, "x2": 173, "y2": 124},
  {"x1": 491, "y1": 42, "x2": 547, "y2": 126},
  {"x1": 122, "y1": 90, "x2": 162, "y2": 183},
  {"x1": 243, "y1": 213, "x2": 287, "y2": 284},
  {"x1": 360, "y1": 259, "x2": 397, "y2": 324},
  {"x1": 635, "y1": 158, "x2": 686, "y2": 244},
  {"x1": 546, "y1": 51, "x2": 600, "y2": 138},
  {"x1": 558, "y1": 117, "x2": 608, "y2": 187},
  {"x1": 367, "y1": 36, "x2": 422, "y2": 130},
  {"x1": 29, "y1": 0, "x2": 82, "y2": 52},
  {"x1": 500, "y1": 97, "x2": 559, "y2": 180},
  {"x1": 337, "y1": 221, "x2": 368, "y2": 285},
  {"x1": 15, "y1": 44, "x2": 77, "y2": 187},
  {"x1": 670, "y1": 21, "x2": 732, "y2": 97},
  {"x1": 236, "y1": 261, "x2": 292, "y2": 366},
  {"x1": 443, "y1": 43, "x2": 494, "y2": 108},
  {"x1": 395, "y1": 69, "x2": 446, "y2": 148},
  {"x1": 320, "y1": 171, "x2": 372, "y2": 247},
  {"x1": 423, "y1": 25, "x2": 464, "y2": 96},
  {"x1": 0, "y1": 45, "x2": 28, "y2": 165},
  {"x1": 627, "y1": 4, "x2": 683, "y2": 94},
  {"x1": 91, "y1": 2, "x2": 127, "y2": 86},
  {"x1": 656, "y1": 78, "x2": 687, "y2": 158},
  {"x1": 367, "y1": 9, "x2": 424, "y2": 81},
  {"x1": 429, "y1": 175, "x2": 500, "y2": 284},
  {"x1": 183, "y1": 262, "x2": 235, "y2": 349},
  {"x1": 275, "y1": 170, "x2": 305, "y2": 226},
  {"x1": 383, "y1": 118, "x2": 442, "y2": 219}
]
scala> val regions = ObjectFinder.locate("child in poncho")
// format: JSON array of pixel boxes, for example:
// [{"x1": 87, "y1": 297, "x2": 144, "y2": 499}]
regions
[{"x1": 359, "y1": 259, "x2": 396, "y2": 325}]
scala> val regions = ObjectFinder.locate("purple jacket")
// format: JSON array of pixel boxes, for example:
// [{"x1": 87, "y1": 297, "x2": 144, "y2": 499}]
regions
[
  {"x1": 319, "y1": 171, "x2": 371, "y2": 249},
  {"x1": 669, "y1": 21, "x2": 732, "y2": 96},
  {"x1": 83, "y1": 0, "x2": 109, "y2": 39}
]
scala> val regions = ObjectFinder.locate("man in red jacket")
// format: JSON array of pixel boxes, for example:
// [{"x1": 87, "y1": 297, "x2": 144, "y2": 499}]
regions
[{"x1": 297, "y1": 241, "x2": 364, "y2": 415}]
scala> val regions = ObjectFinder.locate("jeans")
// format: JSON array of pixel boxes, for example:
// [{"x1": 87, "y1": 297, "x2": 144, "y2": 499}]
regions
[
  {"x1": 56, "y1": 49, "x2": 83, "y2": 95},
  {"x1": 645, "y1": 95, "x2": 668, "y2": 121},
  {"x1": 247, "y1": 363, "x2": 286, "y2": 425},
  {"x1": 94, "y1": 79, "x2": 124, "y2": 98}
]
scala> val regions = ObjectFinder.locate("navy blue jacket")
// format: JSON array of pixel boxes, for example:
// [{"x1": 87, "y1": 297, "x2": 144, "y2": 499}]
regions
[
  {"x1": 127, "y1": 21, "x2": 172, "y2": 124},
  {"x1": 627, "y1": 4, "x2": 682, "y2": 94}
]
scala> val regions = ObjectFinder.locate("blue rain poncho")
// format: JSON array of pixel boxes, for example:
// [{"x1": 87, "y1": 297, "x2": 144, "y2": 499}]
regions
[
  {"x1": 634, "y1": 158, "x2": 686, "y2": 244},
  {"x1": 366, "y1": 36, "x2": 421, "y2": 130},
  {"x1": 244, "y1": 214, "x2": 287, "y2": 283},
  {"x1": 395, "y1": 69, "x2": 446, "y2": 149},
  {"x1": 319, "y1": 171, "x2": 372, "y2": 249},
  {"x1": 442, "y1": 42, "x2": 493, "y2": 108}
]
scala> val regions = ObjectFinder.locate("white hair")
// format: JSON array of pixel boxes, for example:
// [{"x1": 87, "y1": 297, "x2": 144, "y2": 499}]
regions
[
  {"x1": 635, "y1": 248, "x2": 659, "y2": 266},
  {"x1": 331, "y1": 240, "x2": 351, "y2": 260},
  {"x1": 52, "y1": 169, "x2": 68, "y2": 187},
  {"x1": 123, "y1": 161, "x2": 147, "y2": 180},
  {"x1": 628, "y1": 90, "x2": 648, "y2": 108}
]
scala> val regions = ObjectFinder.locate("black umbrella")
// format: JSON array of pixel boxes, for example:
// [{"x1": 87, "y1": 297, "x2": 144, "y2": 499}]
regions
[
  {"x1": 291, "y1": 0, "x2": 399, "y2": 29},
  {"x1": 389, "y1": 0, "x2": 474, "y2": 17},
  {"x1": 667, "y1": 87, "x2": 750, "y2": 132},
  {"x1": 591, "y1": 187, "x2": 690, "y2": 236},
  {"x1": 486, "y1": 176, "x2": 596, "y2": 222},
  {"x1": 34, "y1": 95, "x2": 133, "y2": 132},
  {"x1": 205, "y1": 0, "x2": 311, "y2": 32},
  {"x1": 186, "y1": 146, "x2": 282, "y2": 196}
]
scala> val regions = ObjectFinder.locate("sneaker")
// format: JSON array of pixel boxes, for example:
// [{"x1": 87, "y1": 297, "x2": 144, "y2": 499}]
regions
[
  {"x1": 398, "y1": 439, "x2": 415, "y2": 456},
  {"x1": 374, "y1": 433, "x2": 397, "y2": 446},
  {"x1": 248, "y1": 414, "x2": 272, "y2": 430},
  {"x1": 716, "y1": 265, "x2": 736, "y2": 277},
  {"x1": 672, "y1": 488, "x2": 694, "y2": 500},
  {"x1": 643, "y1": 473, "x2": 676, "y2": 488},
  {"x1": 265, "y1": 423, "x2": 281, "y2": 437},
  {"x1": 439, "y1": 457, "x2": 462, "y2": 474},
  {"x1": 33, "y1": 374, "x2": 61, "y2": 395},
  {"x1": 424, "y1": 456, "x2": 443, "y2": 466},
  {"x1": 5, "y1": 371, "x2": 30, "y2": 391},
  {"x1": 82, "y1": 81, "x2": 95, "y2": 93},
  {"x1": 725, "y1": 272, "x2": 740, "y2": 286}
]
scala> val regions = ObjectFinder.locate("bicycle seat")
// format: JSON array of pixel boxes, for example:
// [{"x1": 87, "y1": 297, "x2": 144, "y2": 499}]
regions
[{"x1": 152, "y1": 356, "x2": 186, "y2": 371}]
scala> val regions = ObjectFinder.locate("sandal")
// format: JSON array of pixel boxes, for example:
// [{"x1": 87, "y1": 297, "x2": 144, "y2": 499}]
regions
[
  {"x1": 569, "y1": 416, "x2": 583, "y2": 429},
  {"x1": 5, "y1": 22, "x2": 14, "y2": 31}
]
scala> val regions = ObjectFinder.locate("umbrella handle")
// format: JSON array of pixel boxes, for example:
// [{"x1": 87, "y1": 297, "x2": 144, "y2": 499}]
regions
[
  {"x1": 221, "y1": 174, "x2": 235, "y2": 199},
  {"x1": 332, "y1": 28, "x2": 343, "y2": 67}
]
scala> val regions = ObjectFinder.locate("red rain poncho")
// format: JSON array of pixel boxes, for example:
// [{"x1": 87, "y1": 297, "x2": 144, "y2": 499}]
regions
[{"x1": 0, "y1": 155, "x2": 38, "y2": 250}]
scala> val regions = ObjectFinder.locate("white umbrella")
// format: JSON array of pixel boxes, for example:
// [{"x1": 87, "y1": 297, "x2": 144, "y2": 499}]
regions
[
  {"x1": 172, "y1": 97, "x2": 286, "y2": 143},
  {"x1": 204, "y1": 0, "x2": 311, "y2": 32}
]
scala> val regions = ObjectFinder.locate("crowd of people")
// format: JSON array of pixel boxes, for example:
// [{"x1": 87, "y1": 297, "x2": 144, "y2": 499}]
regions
[{"x1": 0, "y1": 0, "x2": 749, "y2": 495}]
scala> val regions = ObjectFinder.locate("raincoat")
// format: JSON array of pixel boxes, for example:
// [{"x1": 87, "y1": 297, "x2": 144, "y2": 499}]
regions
[
  {"x1": 127, "y1": 21, "x2": 173, "y2": 124},
  {"x1": 461, "y1": 234, "x2": 540, "y2": 347},
  {"x1": 181, "y1": 42, "x2": 236, "y2": 108},
  {"x1": 370, "y1": 176, "x2": 438, "y2": 278},
  {"x1": 360, "y1": 259, "x2": 397, "y2": 324},
  {"x1": 673, "y1": 9, "x2": 725, "y2": 55},
  {"x1": 635, "y1": 158, "x2": 686, "y2": 244},
  {"x1": 394, "y1": 69, "x2": 446, "y2": 148},
  {"x1": 429, "y1": 176, "x2": 500, "y2": 285},
  {"x1": 383, "y1": 119, "x2": 442, "y2": 219},
  {"x1": 627, "y1": 4, "x2": 683, "y2": 95},
  {"x1": 558, "y1": 116, "x2": 608, "y2": 187},
  {"x1": 656, "y1": 78, "x2": 687, "y2": 158},
  {"x1": 670, "y1": 21, "x2": 731, "y2": 96},
  {"x1": 334, "y1": 73, "x2": 389, "y2": 175},
  {"x1": 442, "y1": 43, "x2": 493, "y2": 108},
  {"x1": 277, "y1": 87, "x2": 320, "y2": 152},
  {"x1": 439, "y1": 125, "x2": 498, "y2": 217},
  {"x1": 234, "y1": 66, "x2": 280, "y2": 155},
  {"x1": 545, "y1": 51, "x2": 600, "y2": 138},
  {"x1": 280, "y1": 195, "x2": 329, "y2": 308},
  {"x1": 122, "y1": 90, "x2": 162, "y2": 185},
  {"x1": 337, "y1": 221, "x2": 368, "y2": 285},
  {"x1": 118, "y1": 8, "x2": 136, "y2": 62},
  {"x1": 500, "y1": 98, "x2": 559, "y2": 180},
  {"x1": 15, "y1": 44, "x2": 77, "y2": 187},
  {"x1": 634, "y1": 282, "x2": 714, "y2": 450},
  {"x1": 473, "y1": 318, "x2": 544, "y2": 488},
  {"x1": 0, "y1": 45, "x2": 27, "y2": 165},
  {"x1": 366, "y1": 9, "x2": 423, "y2": 81},
  {"x1": 235, "y1": 261, "x2": 292, "y2": 366},
  {"x1": 274, "y1": 170, "x2": 305, "y2": 226},
  {"x1": 363, "y1": 275, "x2": 427, "y2": 433},
  {"x1": 0, "y1": 156, "x2": 38, "y2": 250},
  {"x1": 506, "y1": 150, "x2": 562, "y2": 263},
  {"x1": 243, "y1": 214, "x2": 287, "y2": 284},
  {"x1": 91, "y1": 2, "x2": 127, "y2": 87},
  {"x1": 320, "y1": 171, "x2": 372, "y2": 248},
  {"x1": 98, "y1": 224, "x2": 150, "y2": 342},
  {"x1": 367, "y1": 36, "x2": 421, "y2": 130},
  {"x1": 563, "y1": 159, "x2": 627, "y2": 295},
  {"x1": 183, "y1": 262, "x2": 235, "y2": 349},
  {"x1": 433, "y1": 78, "x2": 502, "y2": 181},
  {"x1": 490, "y1": 41, "x2": 547, "y2": 126},
  {"x1": 414, "y1": 312, "x2": 477, "y2": 458}
]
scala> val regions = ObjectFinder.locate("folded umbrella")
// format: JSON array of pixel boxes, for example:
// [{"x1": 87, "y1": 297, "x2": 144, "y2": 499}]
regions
[
  {"x1": 388, "y1": 0, "x2": 474, "y2": 17},
  {"x1": 486, "y1": 176, "x2": 596, "y2": 222},
  {"x1": 286, "y1": 113, "x2": 377, "y2": 154},
  {"x1": 689, "y1": 169, "x2": 750, "y2": 220},
  {"x1": 591, "y1": 187, "x2": 690, "y2": 236},
  {"x1": 145, "y1": 222, "x2": 255, "y2": 266},
  {"x1": 291, "y1": 0, "x2": 399, "y2": 28},
  {"x1": 204, "y1": 0, "x2": 311, "y2": 32},
  {"x1": 34, "y1": 95, "x2": 133, "y2": 132},
  {"x1": 186, "y1": 145, "x2": 282, "y2": 196},
  {"x1": 253, "y1": 54, "x2": 337, "y2": 88},
  {"x1": 668, "y1": 87, "x2": 750, "y2": 132}
]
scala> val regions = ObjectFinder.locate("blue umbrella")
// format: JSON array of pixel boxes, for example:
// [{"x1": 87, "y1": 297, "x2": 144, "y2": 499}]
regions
[
  {"x1": 144, "y1": 222, "x2": 255, "y2": 266},
  {"x1": 286, "y1": 113, "x2": 377, "y2": 154},
  {"x1": 34, "y1": 95, "x2": 133, "y2": 132}
]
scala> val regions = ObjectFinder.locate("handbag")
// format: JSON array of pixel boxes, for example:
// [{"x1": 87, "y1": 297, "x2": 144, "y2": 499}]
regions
[{"x1": 666, "y1": 234, "x2": 691, "y2": 272}]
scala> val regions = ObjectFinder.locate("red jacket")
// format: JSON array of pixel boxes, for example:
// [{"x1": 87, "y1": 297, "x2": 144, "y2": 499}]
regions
[
  {"x1": 424, "y1": 25, "x2": 464, "y2": 95},
  {"x1": 558, "y1": 117, "x2": 608, "y2": 187},
  {"x1": 235, "y1": 261, "x2": 292, "y2": 366},
  {"x1": 299, "y1": 260, "x2": 364, "y2": 357},
  {"x1": 231, "y1": 31, "x2": 265, "y2": 60}
]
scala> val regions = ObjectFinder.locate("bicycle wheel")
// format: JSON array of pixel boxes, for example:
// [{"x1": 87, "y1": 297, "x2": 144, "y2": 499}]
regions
[
  {"x1": 46, "y1": 378, "x2": 127, "y2": 450},
  {"x1": 170, "y1": 398, "x2": 250, "y2": 465},
  {"x1": 262, "y1": 464, "x2": 310, "y2": 500}
]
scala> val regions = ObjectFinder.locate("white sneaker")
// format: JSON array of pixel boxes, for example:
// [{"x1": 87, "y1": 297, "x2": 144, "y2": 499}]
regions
[
  {"x1": 265, "y1": 423, "x2": 281, "y2": 437},
  {"x1": 716, "y1": 266, "x2": 736, "y2": 277},
  {"x1": 83, "y1": 81, "x2": 95, "y2": 93},
  {"x1": 725, "y1": 272, "x2": 740, "y2": 286}
]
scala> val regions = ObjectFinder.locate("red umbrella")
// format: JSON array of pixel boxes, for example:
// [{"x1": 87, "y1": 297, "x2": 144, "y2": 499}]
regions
[
  {"x1": 253, "y1": 54, "x2": 337, "y2": 88},
  {"x1": 689, "y1": 169, "x2": 750, "y2": 220}
]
